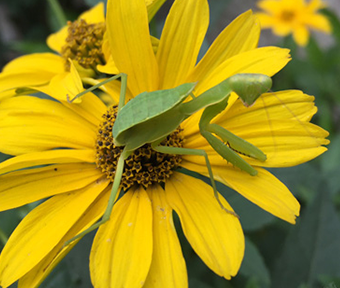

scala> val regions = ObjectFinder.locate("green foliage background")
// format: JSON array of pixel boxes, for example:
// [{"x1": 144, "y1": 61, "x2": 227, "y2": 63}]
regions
[{"x1": 0, "y1": 0, "x2": 340, "y2": 287}]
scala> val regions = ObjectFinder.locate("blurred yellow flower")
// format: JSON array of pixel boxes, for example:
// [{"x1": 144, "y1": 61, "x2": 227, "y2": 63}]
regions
[{"x1": 255, "y1": 0, "x2": 332, "y2": 46}]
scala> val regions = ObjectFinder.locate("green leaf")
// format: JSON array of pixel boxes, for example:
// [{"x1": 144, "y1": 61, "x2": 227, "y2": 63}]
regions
[
  {"x1": 239, "y1": 238, "x2": 271, "y2": 287},
  {"x1": 40, "y1": 232, "x2": 94, "y2": 287},
  {"x1": 268, "y1": 163, "x2": 323, "y2": 203},
  {"x1": 0, "y1": 153, "x2": 11, "y2": 163},
  {"x1": 321, "y1": 134, "x2": 340, "y2": 172},
  {"x1": 321, "y1": 134, "x2": 340, "y2": 195},
  {"x1": 0, "y1": 210, "x2": 22, "y2": 238},
  {"x1": 215, "y1": 179, "x2": 275, "y2": 232},
  {"x1": 306, "y1": 37, "x2": 325, "y2": 70},
  {"x1": 9, "y1": 41, "x2": 49, "y2": 54},
  {"x1": 84, "y1": 0, "x2": 107, "y2": 7},
  {"x1": 321, "y1": 9, "x2": 340, "y2": 44},
  {"x1": 272, "y1": 186, "x2": 340, "y2": 288},
  {"x1": 318, "y1": 275, "x2": 340, "y2": 288},
  {"x1": 47, "y1": 0, "x2": 67, "y2": 30}
]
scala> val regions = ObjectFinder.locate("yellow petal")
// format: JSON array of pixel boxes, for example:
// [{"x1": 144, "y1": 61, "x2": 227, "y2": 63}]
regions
[
  {"x1": 240, "y1": 120, "x2": 329, "y2": 167},
  {"x1": 257, "y1": 0, "x2": 288, "y2": 14},
  {"x1": 0, "y1": 53, "x2": 64, "y2": 93},
  {"x1": 18, "y1": 184, "x2": 111, "y2": 288},
  {"x1": 181, "y1": 54, "x2": 291, "y2": 139},
  {"x1": 255, "y1": 13, "x2": 277, "y2": 28},
  {"x1": 96, "y1": 56, "x2": 120, "y2": 75},
  {"x1": 107, "y1": 0, "x2": 159, "y2": 95},
  {"x1": 144, "y1": 185, "x2": 187, "y2": 288},
  {"x1": 0, "y1": 89, "x2": 15, "y2": 101},
  {"x1": 293, "y1": 25, "x2": 309, "y2": 46},
  {"x1": 180, "y1": 162, "x2": 300, "y2": 223},
  {"x1": 216, "y1": 90, "x2": 317, "y2": 126},
  {"x1": 18, "y1": 238, "x2": 80, "y2": 288},
  {"x1": 62, "y1": 91, "x2": 107, "y2": 127},
  {"x1": 27, "y1": 83, "x2": 106, "y2": 126},
  {"x1": 90, "y1": 187, "x2": 153, "y2": 287},
  {"x1": 0, "y1": 163, "x2": 103, "y2": 211},
  {"x1": 307, "y1": 0, "x2": 327, "y2": 11},
  {"x1": 303, "y1": 14, "x2": 332, "y2": 33},
  {"x1": 0, "y1": 149, "x2": 94, "y2": 175},
  {"x1": 166, "y1": 172, "x2": 244, "y2": 279},
  {"x1": 95, "y1": 33, "x2": 120, "y2": 75},
  {"x1": 48, "y1": 60, "x2": 84, "y2": 103},
  {"x1": 0, "y1": 178, "x2": 109, "y2": 287},
  {"x1": 97, "y1": 34, "x2": 159, "y2": 75},
  {"x1": 188, "y1": 10, "x2": 260, "y2": 83},
  {"x1": 47, "y1": 3, "x2": 105, "y2": 52},
  {"x1": 147, "y1": 0, "x2": 167, "y2": 21},
  {"x1": 0, "y1": 96, "x2": 96, "y2": 155},
  {"x1": 46, "y1": 26, "x2": 68, "y2": 53},
  {"x1": 195, "y1": 46, "x2": 291, "y2": 95},
  {"x1": 272, "y1": 22, "x2": 293, "y2": 36},
  {"x1": 2, "y1": 53, "x2": 63, "y2": 73},
  {"x1": 156, "y1": 0, "x2": 209, "y2": 89},
  {"x1": 78, "y1": 2, "x2": 105, "y2": 23}
]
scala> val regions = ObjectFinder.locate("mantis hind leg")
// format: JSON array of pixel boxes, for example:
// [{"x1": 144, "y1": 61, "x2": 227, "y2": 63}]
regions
[
  {"x1": 64, "y1": 148, "x2": 132, "y2": 246},
  {"x1": 151, "y1": 143, "x2": 239, "y2": 218}
]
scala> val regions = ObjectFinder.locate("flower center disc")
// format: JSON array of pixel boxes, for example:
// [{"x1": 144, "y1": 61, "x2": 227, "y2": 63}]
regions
[
  {"x1": 96, "y1": 106, "x2": 184, "y2": 190},
  {"x1": 280, "y1": 10, "x2": 296, "y2": 22},
  {"x1": 61, "y1": 19, "x2": 106, "y2": 71}
]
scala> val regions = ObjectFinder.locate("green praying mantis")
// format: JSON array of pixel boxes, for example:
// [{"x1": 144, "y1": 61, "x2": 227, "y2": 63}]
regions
[{"x1": 65, "y1": 72, "x2": 272, "y2": 245}]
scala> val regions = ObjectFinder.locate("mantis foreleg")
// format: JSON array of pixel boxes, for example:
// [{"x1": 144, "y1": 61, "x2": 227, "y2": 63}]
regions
[
  {"x1": 199, "y1": 97, "x2": 266, "y2": 176},
  {"x1": 207, "y1": 124, "x2": 266, "y2": 161},
  {"x1": 65, "y1": 73, "x2": 129, "y2": 246},
  {"x1": 65, "y1": 148, "x2": 132, "y2": 246},
  {"x1": 151, "y1": 143, "x2": 239, "y2": 218},
  {"x1": 67, "y1": 73, "x2": 128, "y2": 105}
]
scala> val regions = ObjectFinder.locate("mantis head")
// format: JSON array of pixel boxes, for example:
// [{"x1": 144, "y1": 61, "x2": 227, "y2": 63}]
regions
[{"x1": 228, "y1": 74, "x2": 272, "y2": 107}]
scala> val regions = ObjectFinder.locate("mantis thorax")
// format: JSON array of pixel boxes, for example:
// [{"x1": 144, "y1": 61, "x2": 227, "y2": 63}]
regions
[
  {"x1": 95, "y1": 106, "x2": 184, "y2": 190},
  {"x1": 61, "y1": 19, "x2": 106, "y2": 71}
]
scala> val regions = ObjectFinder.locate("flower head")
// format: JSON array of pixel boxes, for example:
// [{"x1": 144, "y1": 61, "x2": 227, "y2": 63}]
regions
[
  {"x1": 0, "y1": 0, "x2": 329, "y2": 287},
  {"x1": 255, "y1": 0, "x2": 332, "y2": 46},
  {"x1": 0, "y1": 0, "x2": 165, "y2": 101}
]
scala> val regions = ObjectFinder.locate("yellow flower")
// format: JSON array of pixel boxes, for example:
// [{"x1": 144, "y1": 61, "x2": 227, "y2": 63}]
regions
[
  {"x1": 0, "y1": 0, "x2": 165, "y2": 101},
  {"x1": 0, "y1": 0, "x2": 329, "y2": 287},
  {"x1": 255, "y1": 0, "x2": 332, "y2": 46}
]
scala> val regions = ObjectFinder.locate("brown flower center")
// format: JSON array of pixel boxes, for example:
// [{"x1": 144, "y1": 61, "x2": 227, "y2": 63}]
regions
[
  {"x1": 280, "y1": 10, "x2": 296, "y2": 22},
  {"x1": 61, "y1": 19, "x2": 106, "y2": 71},
  {"x1": 95, "y1": 106, "x2": 184, "y2": 190}
]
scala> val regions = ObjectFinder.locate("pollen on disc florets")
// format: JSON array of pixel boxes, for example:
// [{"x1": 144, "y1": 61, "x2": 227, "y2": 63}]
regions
[
  {"x1": 61, "y1": 19, "x2": 106, "y2": 71},
  {"x1": 96, "y1": 106, "x2": 184, "y2": 190}
]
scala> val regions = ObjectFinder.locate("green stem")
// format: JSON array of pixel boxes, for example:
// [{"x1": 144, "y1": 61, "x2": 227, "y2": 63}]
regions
[{"x1": 48, "y1": 0, "x2": 67, "y2": 29}]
